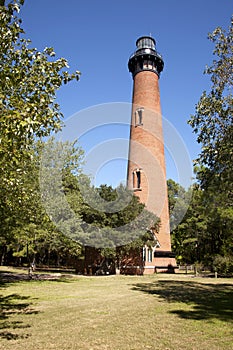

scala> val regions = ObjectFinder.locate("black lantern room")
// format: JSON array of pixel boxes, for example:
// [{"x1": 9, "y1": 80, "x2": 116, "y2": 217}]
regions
[{"x1": 128, "y1": 36, "x2": 164, "y2": 78}]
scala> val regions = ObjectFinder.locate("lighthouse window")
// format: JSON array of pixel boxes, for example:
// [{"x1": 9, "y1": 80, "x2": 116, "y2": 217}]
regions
[
  {"x1": 133, "y1": 169, "x2": 142, "y2": 190},
  {"x1": 148, "y1": 60, "x2": 153, "y2": 69},
  {"x1": 135, "y1": 108, "x2": 144, "y2": 126},
  {"x1": 132, "y1": 171, "x2": 136, "y2": 188},
  {"x1": 136, "y1": 169, "x2": 141, "y2": 189},
  {"x1": 143, "y1": 60, "x2": 149, "y2": 69}
]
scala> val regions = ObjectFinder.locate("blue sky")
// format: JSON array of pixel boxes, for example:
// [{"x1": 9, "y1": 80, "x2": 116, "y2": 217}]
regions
[{"x1": 20, "y1": 0, "x2": 232, "y2": 187}]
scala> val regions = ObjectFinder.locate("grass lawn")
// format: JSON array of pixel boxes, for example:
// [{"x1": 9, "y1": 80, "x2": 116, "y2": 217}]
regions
[{"x1": 0, "y1": 267, "x2": 233, "y2": 350}]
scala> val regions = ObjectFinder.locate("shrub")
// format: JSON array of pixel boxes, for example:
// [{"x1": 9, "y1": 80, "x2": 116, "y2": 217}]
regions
[{"x1": 213, "y1": 255, "x2": 233, "y2": 276}]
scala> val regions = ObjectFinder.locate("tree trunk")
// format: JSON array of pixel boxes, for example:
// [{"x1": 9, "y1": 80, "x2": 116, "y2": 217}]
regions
[{"x1": 0, "y1": 248, "x2": 6, "y2": 266}]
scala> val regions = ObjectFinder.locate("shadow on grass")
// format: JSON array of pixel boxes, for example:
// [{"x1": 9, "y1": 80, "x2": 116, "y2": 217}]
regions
[
  {"x1": 132, "y1": 280, "x2": 233, "y2": 322},
  {"x1": 0, "y1": 270, "x2": 74, "y2": 340},
  {"x1": 0, "y1": 270, "x2": 74, "y2": 285},
  {"x1": 0, "y1": 292, "x2": 39, "y2": 340}
]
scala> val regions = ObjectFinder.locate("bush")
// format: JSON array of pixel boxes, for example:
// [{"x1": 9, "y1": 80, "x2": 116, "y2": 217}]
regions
[{"x1": 213, "y1": 255, "x2": 233, "y2": 276}]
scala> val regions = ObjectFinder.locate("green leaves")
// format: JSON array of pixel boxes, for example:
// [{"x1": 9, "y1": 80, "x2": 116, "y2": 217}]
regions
[
  {"x1": 0, "y1": 1, "x2": 81, "y2": 164},
  {"x1": 0, "y1": 0, "x2": 81, "y2": 265},
  {"x1": 188, "y1": 17, "x2": 233, "y2": 182},
  {"x1": 188, "y1": 18, "x2": 233, "y2": 241},
  {"x1": 187, "y1": 18, "x2": 233, "y2": 267}
]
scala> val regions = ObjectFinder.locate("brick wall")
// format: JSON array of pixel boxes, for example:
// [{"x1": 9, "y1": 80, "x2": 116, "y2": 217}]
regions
[{"x1": 127, "y1": 70, "x2": 171, "y2": 252}]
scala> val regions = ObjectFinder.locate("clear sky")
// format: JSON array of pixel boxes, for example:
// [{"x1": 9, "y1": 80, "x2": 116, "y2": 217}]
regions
[{"x1": 20, "y1": 0, "x2": 233, "y2": 188}]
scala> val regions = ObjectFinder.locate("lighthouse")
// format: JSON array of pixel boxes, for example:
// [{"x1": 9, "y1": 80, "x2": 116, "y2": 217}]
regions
[{"x1": 127, "y1": 36, "x2": 176, "y2": 273}]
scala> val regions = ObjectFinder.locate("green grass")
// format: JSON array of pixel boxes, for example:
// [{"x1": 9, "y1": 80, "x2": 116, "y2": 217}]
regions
[{"x1": 0, "y1": 267, "x2": 233, "y2": 350}]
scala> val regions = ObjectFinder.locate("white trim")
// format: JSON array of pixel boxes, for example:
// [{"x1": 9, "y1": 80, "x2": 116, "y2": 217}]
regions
[
  {"x1": 144, "y1": 266, "x2": 155, "y2": 269},
  {"x1": 122, "y1": 265, "x2": 155, "y2": 269}
]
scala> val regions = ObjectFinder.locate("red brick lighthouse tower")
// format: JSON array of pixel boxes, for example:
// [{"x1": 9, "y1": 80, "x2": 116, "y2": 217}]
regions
[{"x1": 127, "y1": 36, "x2": 176, "y2": 273}]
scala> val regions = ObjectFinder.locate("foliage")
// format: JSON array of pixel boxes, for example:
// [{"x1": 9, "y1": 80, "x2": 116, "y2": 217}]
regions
[
  {"x1": 0, "y1": 1, "x2": 81, "y2": 267},
  {"x1": 185, "y1": 17, "x2": 233, "y2": 270},
  {"x1": 0, "y1": 138, "x2": 84, "y2": 266},
  {"x1": 188, "y1": 17, "x2": 232, "y2": 188},
  {"x1": 169, "y1": 177, "x2": 233, "y2": 268},
  {"x1": 213, "y1": 255, "x2": 233, "y2": 276},
  {"x1": 76, "y1": 183, "x2": 160, "y2": 253},
  {"x1": 188, "y1": 17, "x2": 232, "y2": 216},
  {"x1": 168, "y1": 181, "x2": 198, "y2": 264},
  {"x1": 167, "y1": 179, "x2": 191, "y2": 232},
  {"x1": 0, "y1": 0, "x2": 80, "y2": 228}
]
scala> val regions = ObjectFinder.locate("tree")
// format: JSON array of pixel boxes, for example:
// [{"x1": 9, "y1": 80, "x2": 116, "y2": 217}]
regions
[
  {"x1": 188, "y1": 17, "x2": 232, "y2": 196},
  {"x1": 72, "y1": 183, "x2": 160, "y2": 273},
  {"x1": 0, "y1": 138, "x2": 85, "y2": 267},
  {"x1": 0, "y1": 0, "x2": 81, "y2": 266},
  {"x1": 78, "y1": 183, "x2": 159, "y2": 247},
  {"x1": 0, "y1": 0, "x2": 80, "y2": 199},
  {"x1": 187, "y1": 17, "x2": 233, "y2": 268},
  {"x1": 167, "y1": 179, "x2": 192, "y2": 232},
  {"x1": 169, "y1": 177, "x2": 233, "y2": 270}
]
